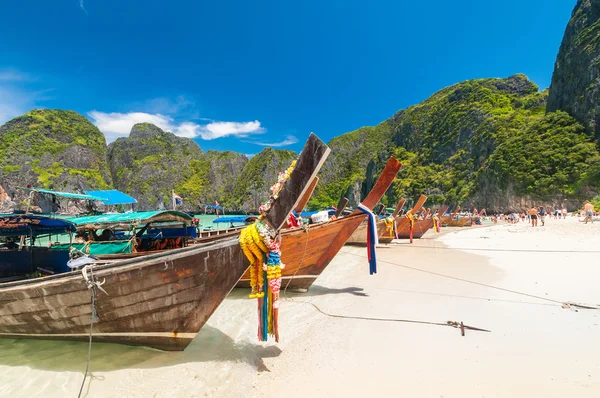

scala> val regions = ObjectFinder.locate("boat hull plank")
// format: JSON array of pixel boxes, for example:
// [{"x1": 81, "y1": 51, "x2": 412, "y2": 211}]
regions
[{"x1": 0, "y1": 238, "x2": 248, "y2": 350}]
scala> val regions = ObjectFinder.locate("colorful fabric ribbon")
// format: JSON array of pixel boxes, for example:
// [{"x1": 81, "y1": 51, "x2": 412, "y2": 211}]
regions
[{"x1": 357, "y1": 203, "x2": 378, "y2": 275}]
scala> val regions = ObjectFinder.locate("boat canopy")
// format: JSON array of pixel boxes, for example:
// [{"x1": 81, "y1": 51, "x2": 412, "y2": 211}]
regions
[
  {"x1": 85, "y1": 190, "x2": 137, "y2": 205},
  {"x1": 20, "y1": 187, "x2": 108, "y2": 201},
  {"x1": 299, "y1": 209, "x2": 337, "y2": 217},
  {"x1": 67, "y1": 211, "x2": 192, "y2": 230},
  {"x1": 0, "y1": 215, "x2": 77, "y2": 237}
]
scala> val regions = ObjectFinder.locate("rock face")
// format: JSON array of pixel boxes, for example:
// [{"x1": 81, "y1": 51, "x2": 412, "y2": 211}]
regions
[
  {"x1": 312, "y1": 75, "x2": 600, "y2": 212},
  {"x1": 228, "y1": 148, "x2": 297, "y2": 212},
  {"x1": 203, "y1": 150, "x2": 248, "y2": 205},
  {"x1": 548, "y1": 0, "x2": 600, "y2": 139},
  {"x1": 107, "y1": 123, "x2": 205, "y2": 210},
  {"x1": 0, "y1": 109, "x2": 112, "y2": 210}
]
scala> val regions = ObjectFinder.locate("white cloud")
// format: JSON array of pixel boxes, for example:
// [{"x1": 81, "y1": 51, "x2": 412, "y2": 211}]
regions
[
  {"x1": 199, "y1": 120, "x2": 264, "y2": 139},
  {"x1": 88, "y1": 110, "x2": 265, "y2": 143},
  {"x1": 244, "y1": 154, "x2": 256, "y2": 159},
  {"x1": 250, "y1": 135, "x2": 298, "y2": 147},
  {"x1": 87, "y1": 111, "x2": 174, "y2": 142}
]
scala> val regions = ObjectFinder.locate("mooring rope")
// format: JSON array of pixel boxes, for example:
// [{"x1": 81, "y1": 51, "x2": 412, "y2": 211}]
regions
[
  {"x1": 282, "y1": 227, "x2": 490, "y2": 335},
  {"x1": 77, "y1": 264, "x2": 107, "y2": 398},
  {"x1": 388, "y1": 243, "x2": 600, "y2": 254},
  {"x1": 342, "y1": 249, "x2": 600, "y2": 310}
]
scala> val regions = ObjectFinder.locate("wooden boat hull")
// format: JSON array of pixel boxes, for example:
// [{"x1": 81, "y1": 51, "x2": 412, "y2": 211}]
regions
[
  {"x1": 444, "y1": 217, "x2": 471, "y2": 227},
  {"x1": 395, "y1": 219, "x2": 433, "y2": 239},
  {"x1": 0, "y1": 238, "x2": 247, "y2": 350},
  {"x1": 238, "y1": 212, "x2": 368, "y2": 290},
  {"x1": 344, "y1": 219, "x2": 389, "y2": 245}
]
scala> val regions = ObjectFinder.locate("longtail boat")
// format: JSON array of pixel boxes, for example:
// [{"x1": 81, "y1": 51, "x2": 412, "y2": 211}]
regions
[
  {"x1": 432, "y1": 205, "x2": 449, "y2": 233},
  {"x1": 345, "y1": 219, "x2": 385, "y2": 246},
  {"x1": 441, "y1": 206, "x2": 459, "y2": 225},
  {"x1": 345, "y1": 196, "x2": 405, "y2": 246},
  {"x1": 238, "y1": 157, "x2": 402, "y2": 290},
  {"x1": 0, "y1": 133, "x2": 330, "y2": 350},
  {"x1": 444, "y1": 206, "x2": 472, "y2": 227},
  {"x1": 378, "y1": 198, "x2": 406, "y2": 244},
  {"x1": 395, "y1": 194, "x2": 428, "y2": 240}
]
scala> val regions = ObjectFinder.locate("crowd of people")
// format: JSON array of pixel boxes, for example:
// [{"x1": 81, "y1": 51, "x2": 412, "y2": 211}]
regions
[{"x1": 490, "y1": 201, "x2": 596, "y2": 227}]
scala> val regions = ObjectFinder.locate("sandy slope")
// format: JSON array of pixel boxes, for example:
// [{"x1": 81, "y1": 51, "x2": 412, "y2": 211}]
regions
[{"x1": 0, "y1": 217, "x2": 599, "y2": 397}]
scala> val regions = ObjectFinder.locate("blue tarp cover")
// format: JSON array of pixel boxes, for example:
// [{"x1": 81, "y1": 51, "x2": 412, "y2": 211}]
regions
[
  {"x1": 0, "y1": 215, "x2": 77, "y2": 237},
  {"x1": 20, "y1": 187, "x2": 108, "y2": 201},
  {"x1": 86, "y1": 190, "x2": 137, "y2": 205},
  {"x1": 67, "y1": 211, "x2": 192, "y2": 229}
]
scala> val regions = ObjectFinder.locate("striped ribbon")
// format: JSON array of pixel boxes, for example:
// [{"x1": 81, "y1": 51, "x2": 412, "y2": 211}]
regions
[{"x1": 357, "y1": 203, "x2": 378, "y2": 275}]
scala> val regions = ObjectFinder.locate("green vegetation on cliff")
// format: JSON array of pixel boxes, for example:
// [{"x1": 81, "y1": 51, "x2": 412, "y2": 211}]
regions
[
  {"x1": 0, "y1": 109, "x2": 111, "y2": 194},
  {"x1": 228, "y1": 148, "x2": 297, "y2": 210},
  {"x1": 311, "y1": 74, "x2": 600, "y2": 211},
  {"x1": 107, "y1": 123, "x2": 206, "y2": 209}
]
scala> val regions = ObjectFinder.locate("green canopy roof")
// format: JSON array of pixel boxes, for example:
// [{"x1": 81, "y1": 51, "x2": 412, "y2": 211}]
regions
[
  {"x1": 20, "y1": 187, "x2": 108, "y2": 201},
  {"x1": 66, "y1": 211, "x2": 192, "y2": 230}
]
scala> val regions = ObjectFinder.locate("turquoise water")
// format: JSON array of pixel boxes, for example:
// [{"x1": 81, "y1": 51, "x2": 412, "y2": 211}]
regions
[{"x1": 193, "y1": 214, "x2": 249, "y2": 230}]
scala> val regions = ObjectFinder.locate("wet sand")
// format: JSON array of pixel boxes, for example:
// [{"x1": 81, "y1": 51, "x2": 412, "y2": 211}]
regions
[{"x1": 1, "y1": 217, "x2": 599, "y2": 397}]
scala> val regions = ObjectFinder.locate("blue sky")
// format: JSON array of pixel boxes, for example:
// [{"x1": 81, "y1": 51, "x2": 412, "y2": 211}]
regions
[{"x1": 0, "y1": 0, "x2": 576, "y2": 155}]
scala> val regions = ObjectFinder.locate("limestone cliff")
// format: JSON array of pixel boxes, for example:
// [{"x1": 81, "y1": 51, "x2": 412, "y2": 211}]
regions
[
  {"x1": 548, "y1": 0, "x2": 600, "y2": 139},
  {"x1": 311, "y1": 75, "x2": 600, "y2": 212},
  {"x1": 107, "y1": 123, "x2": 205, "y2": 210},
  {"x1": 0, "y1": 109, "x2": 112, "y2": 211}
]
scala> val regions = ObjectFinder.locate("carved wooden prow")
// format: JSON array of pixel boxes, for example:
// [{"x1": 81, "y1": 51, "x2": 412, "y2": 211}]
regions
[
  {"x1": 293, "y1": 176, "x2": 319, "y2": 214},
  {"x1": 391, "y1": 198, "x2": 406, "y2": 218},
  {"x1": 351, "y1": 157, "x2": 403, "y2": 213},
  {"x1": 265, "y1": 133, "x2": 330, "y2": 232},
  {"x1": 335, "y1": 198, "x2": 349, "y2": 218},
  {"x1": 451, "y1": 206, "x2": 460, "y2": 218},
  {"x1": 410, "y1": 194, "x2": 428, "y2": 215},
  {"x1": 438, "y1": 205, "x2": 449, "y2": 217}
]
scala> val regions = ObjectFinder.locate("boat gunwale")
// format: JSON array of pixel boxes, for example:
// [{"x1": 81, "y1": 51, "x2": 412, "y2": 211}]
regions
[{"x1": 0, "y1": 236, "x2": 240, "y2": 292}]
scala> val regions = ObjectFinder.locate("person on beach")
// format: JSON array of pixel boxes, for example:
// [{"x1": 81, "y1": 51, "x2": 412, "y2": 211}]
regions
[
  {"x1": 583, "y1": 201, "x2": 594, "y2": 224},
  {"x1": 539, "y1": 206, "x2": 546, "y2": 226},
  {"x1": 528, "y1": 207, "x2": 538, "y2": 227},
  {"x1": 562, "y1": 208, "x2": 568, "y2": 219}
]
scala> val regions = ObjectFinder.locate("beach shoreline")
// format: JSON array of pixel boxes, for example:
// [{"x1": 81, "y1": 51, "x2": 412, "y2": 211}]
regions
[{"x1": 1, "y1": 219, "x2": 599, "y2": 397}]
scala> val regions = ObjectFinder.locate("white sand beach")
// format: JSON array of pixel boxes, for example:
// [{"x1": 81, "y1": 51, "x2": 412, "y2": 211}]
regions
[{"x1": 1, "y1": 217, "x2": 599, "y2": 397}]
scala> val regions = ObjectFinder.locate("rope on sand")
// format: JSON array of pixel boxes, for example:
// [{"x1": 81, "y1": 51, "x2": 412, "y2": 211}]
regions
[
  {"x1": 387, "y1": 243, "x2": 600, "y2": 254},
  {"x1": 342, "y1": 250, "x2": 600, "y2": 311},
  {"x1": 282, "y1": 231, "x2": 490, "y2": 336}
]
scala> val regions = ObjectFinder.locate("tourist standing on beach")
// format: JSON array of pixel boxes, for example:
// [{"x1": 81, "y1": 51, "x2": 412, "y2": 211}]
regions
[
  {"x1": 539, "y1": 206, "x2": 546, "y2": 226},
  {"x1": 528, "y1": 206, "x2": 538, "y2": 227},
  {"x1": 583, "y1": 201, "x2": 594, "y2": 224}
]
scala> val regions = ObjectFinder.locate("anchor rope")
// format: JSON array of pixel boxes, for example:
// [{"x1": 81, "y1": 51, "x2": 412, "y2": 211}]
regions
[
  {"x1": 341, "y1": 249, "x2": 599, "y2": 310},
  {"x1": 77, "y1": 264, "x2": 107, "y2": 398},
  {"x1": 282, "y1": 226, "x2": 490, "y2": 334}
]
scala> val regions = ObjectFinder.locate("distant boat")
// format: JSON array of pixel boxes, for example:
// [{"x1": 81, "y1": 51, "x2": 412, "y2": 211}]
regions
[
  {"x1": 0, "y1": 133, "x2": 330, "y2": 350},
  {"x1": 237, "y1": 157, "x2": 402, "y2": 290}
]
